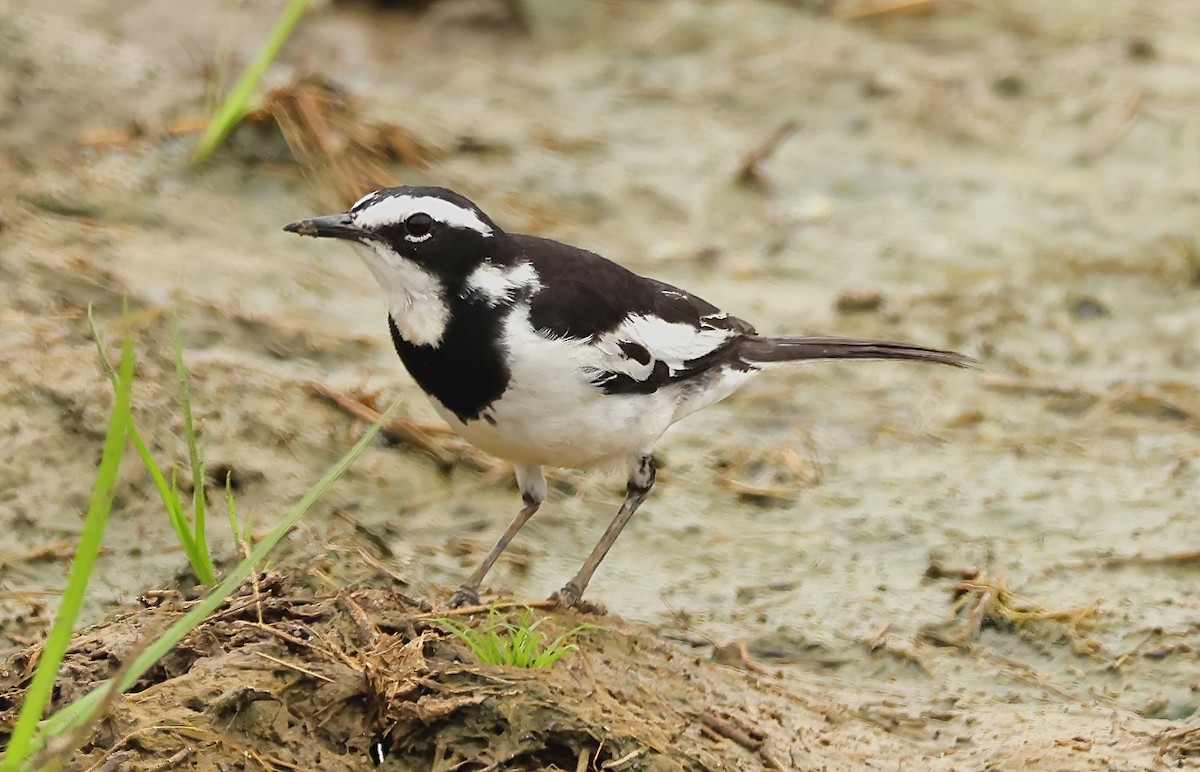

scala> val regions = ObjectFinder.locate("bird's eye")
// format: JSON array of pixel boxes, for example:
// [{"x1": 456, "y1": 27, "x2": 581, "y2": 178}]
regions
[{"x1": 405, "y1": 213, "x2": 433, "y2": 239}]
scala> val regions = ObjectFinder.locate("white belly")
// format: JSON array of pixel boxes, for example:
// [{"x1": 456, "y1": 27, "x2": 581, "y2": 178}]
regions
[
  {"x1": 427, "y1": 306, "x2": 759, "y2": 470},
  {"x1": 432, "y1": 325, "x2": 674, "y2": 469}
]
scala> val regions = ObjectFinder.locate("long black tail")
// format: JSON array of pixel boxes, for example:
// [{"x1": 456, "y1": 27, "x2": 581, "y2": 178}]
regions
[{"x1": 738, "y1": 336, "x2": 974, "y2": 368}]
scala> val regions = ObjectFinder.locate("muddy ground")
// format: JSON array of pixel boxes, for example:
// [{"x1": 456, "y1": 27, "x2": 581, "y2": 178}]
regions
[{"x1": 2, "y1": 0, "x2": 1200, "y2": 768}]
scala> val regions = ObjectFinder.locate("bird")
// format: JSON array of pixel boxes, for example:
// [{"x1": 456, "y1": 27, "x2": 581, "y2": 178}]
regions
[{"x1": 285, "y1": 185, "x2": 972, "y2": 611}]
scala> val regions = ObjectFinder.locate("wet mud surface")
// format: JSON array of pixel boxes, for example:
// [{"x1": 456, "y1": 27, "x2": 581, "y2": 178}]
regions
[{"x1": 2, "y1": 0, "x2": 1200, "y2": 768}]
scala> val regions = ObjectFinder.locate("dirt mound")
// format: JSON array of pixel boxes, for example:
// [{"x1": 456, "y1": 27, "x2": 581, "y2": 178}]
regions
[
  {"x1": 0, "y1": 547, "x2": 807, "y2": 770},
  {"x1": 0, "y1": 542, "x2": 1174, "y2": 770}
]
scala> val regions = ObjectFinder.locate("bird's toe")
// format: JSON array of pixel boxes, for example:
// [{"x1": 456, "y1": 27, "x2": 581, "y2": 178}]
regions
[
  {"x1": 549, "y1": 584, "x2": 607, "y2": 615},
  {"x1": 446, "y1": 585, "x2": 481, "y2": 609}
]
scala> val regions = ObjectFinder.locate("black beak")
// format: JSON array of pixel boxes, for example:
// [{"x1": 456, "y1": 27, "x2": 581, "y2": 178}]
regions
[{"x1": 283, "y1": 214, "x2": 367, "y2": 241}]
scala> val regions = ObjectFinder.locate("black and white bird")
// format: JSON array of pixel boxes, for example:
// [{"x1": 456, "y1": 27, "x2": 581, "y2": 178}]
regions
[{"x1": 285, "y1": 186, "x2": 971, "y2": 610}]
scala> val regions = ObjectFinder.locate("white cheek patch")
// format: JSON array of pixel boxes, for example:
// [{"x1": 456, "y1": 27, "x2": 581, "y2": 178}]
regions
[
  {"x1": 463, "y1": 261, "x2": 541, "y2": 306},
  {"x1": 354, "y1": 194, "x2": 494, "y2": 236},
  {"x1": 350, "y1": 243, "x2": 450, "y2": 346}
]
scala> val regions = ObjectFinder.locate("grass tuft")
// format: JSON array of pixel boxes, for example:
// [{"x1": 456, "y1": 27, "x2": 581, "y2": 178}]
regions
[
  {"x1": 1, "y1": 310, "x2": 400, "y2": 769},
  {"x1": 87, "y1": 308, "x2": 218, "y2": 585},
  {"x1": 191, "y1": 0, "x2": 310, "y2": 165},
  {"x1": 172, "y1": 314, "x2": 217, "y2": 584},
  {"x1": 434, "y1": 608, "x2": 591, "y2": 669},
  {"x1": 17, "y1": 398, "x2": 399, "y2": 764},
  {"x1": 1, "y1": 313, "x2": 136, "y2": 771}
]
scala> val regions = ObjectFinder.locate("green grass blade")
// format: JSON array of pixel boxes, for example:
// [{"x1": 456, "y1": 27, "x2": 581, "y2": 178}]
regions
[
  {"x1": 85, "y1": 306, "x2": 117, "y2": 382},
  {"x1": 172, "y1": 315, "x2": 216, "y2": 586},
  {"x1": 132, "y1": 429, "x2": 196, "y2": 556},
  {"x1": 2, "y1": 323, "x2": 135, "y2": 770},
  {"x1": 190, "y1": 0, "x2": 310, "y2": 165},
  {"x1": 225, "y1": 471, "x2": 241, "y2": 551},
  {"x1": 434, "y1": 618, "x2": 489, "y2": 663},
  {"x1": 431, "y1": 608, "x2": 587, "y2": 670},
  {"x1": 86, "y1": 308, "x2": 199, "y2": 567},
  {"x1": 533, "y1": 624, "x2": 589, "y2": 668},
  {"x1": 26, "y1": 400, "x2": 400, "y2": 758}
]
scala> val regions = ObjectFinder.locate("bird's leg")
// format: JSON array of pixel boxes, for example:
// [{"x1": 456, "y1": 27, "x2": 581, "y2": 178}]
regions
[
  {"x1": 447, "y1": 465, "x2": 545, "y2": 608},
  {"x1": 552, "y1": 454, "x2": 656, "y2": 610}
]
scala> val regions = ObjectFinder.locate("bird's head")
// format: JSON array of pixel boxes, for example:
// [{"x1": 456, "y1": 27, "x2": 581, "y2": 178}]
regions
[
  {"x1": 285, "y1": 186, "x2": 537, "y2": 346},
  {"x1": 285, "y1": 185, "x2": 504, "y2": 284}
]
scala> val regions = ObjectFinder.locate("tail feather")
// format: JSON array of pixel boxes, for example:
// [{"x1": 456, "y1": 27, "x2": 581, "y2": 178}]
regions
[{"x1": 739, "y1": 336, "x2": 974, "y2": 368}]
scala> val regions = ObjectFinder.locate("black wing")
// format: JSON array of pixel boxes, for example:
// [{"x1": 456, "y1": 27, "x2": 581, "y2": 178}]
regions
[{"x1": 513, "y1": 234, "x2": 755, "y2": 394}]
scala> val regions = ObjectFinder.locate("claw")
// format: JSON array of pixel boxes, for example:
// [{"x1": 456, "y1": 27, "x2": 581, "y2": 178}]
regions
[
  {"x1": 446, "y1": 585, "x2": 481, "y2": 609},
  {"x1": 548, "y1": 584, "x2": 607, "y2": 615}
]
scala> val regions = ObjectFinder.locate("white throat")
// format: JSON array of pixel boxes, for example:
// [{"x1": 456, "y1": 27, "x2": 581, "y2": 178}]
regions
[{"x1": 351, "y1": 242, "x2": 449, "y2": 346}]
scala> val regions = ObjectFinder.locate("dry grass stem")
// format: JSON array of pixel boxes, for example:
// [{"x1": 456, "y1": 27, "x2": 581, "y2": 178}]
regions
[
  {"x1": 307, "y1": 383, "x2": 501, "y2": 472},
  {"x1": 736, "y1": 119, "x2": 798, "y2": 188},
  {"x1": 834, "y1": 0, "x2": 939, "y2": 22},
  {"x1": 263, "y1": 76, "x2": 434, "y2": 206},
  {"x1": 931, "y1": 571, "x2": 1101, "y2": 655}
]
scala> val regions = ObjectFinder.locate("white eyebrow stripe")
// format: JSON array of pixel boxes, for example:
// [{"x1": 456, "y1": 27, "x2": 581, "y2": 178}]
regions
[
  {"x1": 351, "y1": 190, "x2": 380, "y2": 211},
  {"x1": 353, "y1": 194, "x2": 494, "y2": 236}
]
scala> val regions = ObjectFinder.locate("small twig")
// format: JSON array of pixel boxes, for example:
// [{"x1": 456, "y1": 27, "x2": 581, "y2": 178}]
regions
[
  {"x1": 736, "y1": 120, "x2": 798, "y2": 188},
  {"x1": 1109, "y1": 628, "x2": 1158, "y2": 672},
  {"x1": 355, "y1": 546, "x2": 410, "y2": 587},
  {"x1": 866, "y1": 621, "x2": 892, "y2": 650},
  {"x1": 250, "y1": 570, "x2": 265, "y2": 627},
  {"x1": 145, "y1": 748, "x2": 195, "y2": 772},
  {"x1": 700, "y1": 713, "x2": 760, "y2": 751},
  {"x1": 1040, "y1": 548, "x2": 1200, "y2": 578},
  {"x1": 602, "y1": 748, "x2": 644, "y2": 769},
  {"x1": 713, "y1": 640, "x2": 772, "y2": 675},
  {"x1": 307, "y1": 382, "x2": 496, "y2": 471},
  {"x1": 834, "y1": 0, "x2": 938, "y2": 22},
  {"x1": 306, "y1": 383, "x2": 452, "y2": 464},
  {"x1": 703, "y1": 712, "x2": 783, "y2": 770},
  {"x1": 0, "y1": 539, "x2": 78, "y2": 570},
  {"x1": 757, "y1": 748, "x2": 786, "y2": 771},
  {"x1": 82, "y1": 725, "x2": 218, "y2": 772},
  {"x1": 953, "y1": 578, "x2": 999, "y2": 644},
  {"x1": 718, "y1": 477, "x2": 799, "y2": 502},
  {"x1": 1074, "y1": 89, "x2": 1143, "y2": 163},
  {"x1": 331, "y1": 507, "x2": 395, "y2": 558},
  {"x1": 417, "y1": 598, "x2": 559, "y2": 619},
  {"x1": 979, "y1": 374, "x2": 1095, "y2": 399},
  {"x1": 248, "y1": 649, "x2": 334, "y2": 682},
  {"x1": 232, "y1": 620, "x2": 345, "y2": 665},
  {"x1": 340, "y1": 593, "x2": 382, "y2": 649},
  {"x1": 299, "y1": 621, "x2": 363, "y2": 672}
]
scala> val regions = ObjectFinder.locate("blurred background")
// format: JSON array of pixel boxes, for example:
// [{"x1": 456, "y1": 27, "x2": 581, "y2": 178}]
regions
[{"x1": 2, "y1": 0, "x2": 1200, "y2": 753}]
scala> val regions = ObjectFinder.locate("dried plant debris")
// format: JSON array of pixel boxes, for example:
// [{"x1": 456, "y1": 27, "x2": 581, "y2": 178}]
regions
[
  {"x1": 0, "y1": 553, "x2": 820, "y2": 770},
  {"x1": 260, "y1": 76, "x2": 436, "y2": 207},
  {"x1": 77, "y1": 76, "x2": 436, "y2": 209},
  {"x1": 1156, "y1": 720, "x2": 1200, "y2": 760},
  {"x1": 735, "y1": 119, "x2": 798, "y2": 190},
  {"x1": 715, "y1": 444, "x2": 822, "y2": 504},
  {"x1": 307, "y1": 382, "x2": 503, "y2": 472},
  {"x1": 980, "y1": 375, "x2": 1200, "y2": 427},
  {"x1": 921, "y1": 570, "x2": 1101, "y2": 656},
  {"x1": 832, "y1": 0, "x2": 938, "y2": 22}
]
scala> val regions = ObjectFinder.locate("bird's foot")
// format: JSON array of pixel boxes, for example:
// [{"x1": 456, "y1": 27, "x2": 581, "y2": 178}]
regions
[
  {"x1": 548, "y1": 583, "x2": 607, "y2": 615},
  {"x1": 445, "y1": 585, "x2": 481, "y2": 609}
]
